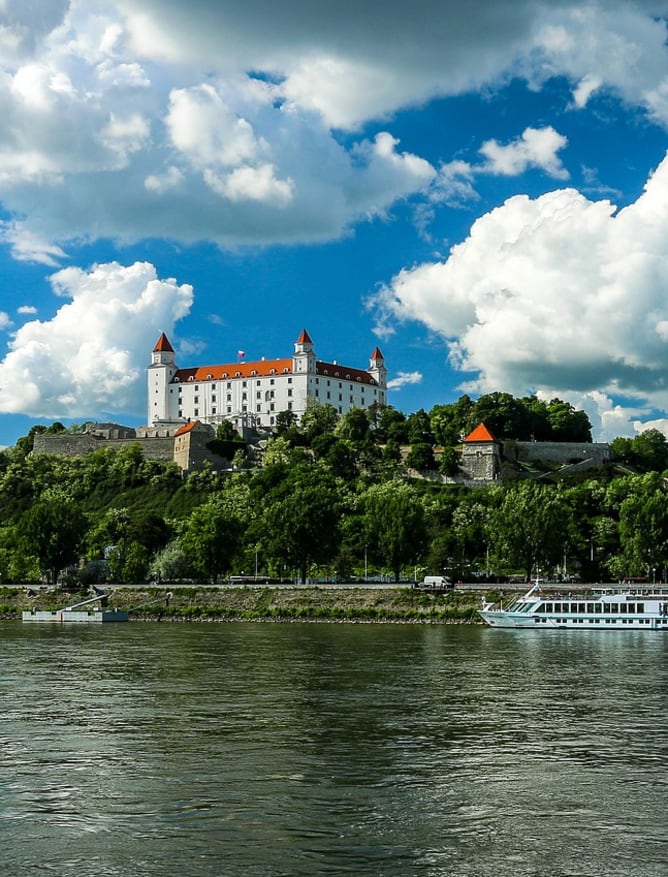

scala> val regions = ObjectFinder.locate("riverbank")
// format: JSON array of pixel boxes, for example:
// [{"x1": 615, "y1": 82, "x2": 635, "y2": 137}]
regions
[{"x1": 0, "y1": 585, "x2": 490, "y2": 623}]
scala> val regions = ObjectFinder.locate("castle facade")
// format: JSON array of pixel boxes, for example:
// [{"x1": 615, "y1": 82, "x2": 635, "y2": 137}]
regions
[{"x1": 148, "y1": 329, "x2": 387, "y2": 431}]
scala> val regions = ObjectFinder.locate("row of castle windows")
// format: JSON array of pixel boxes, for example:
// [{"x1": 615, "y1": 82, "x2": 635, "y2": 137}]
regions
[{"x1": 181, "y1": 401, "x2": 294, "y2": 418}]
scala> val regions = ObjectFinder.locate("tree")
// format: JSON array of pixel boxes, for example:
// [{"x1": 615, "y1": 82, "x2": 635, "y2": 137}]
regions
[
  {"x1": 618, "y1": 476, "x2": 668, "y2": 577},
  {"x1": 300, "y1": 401, "x2": 339, "y2": 441},
  {"x1": 336, "y1": 408, "x2": 371, "y2": 443},
  {"x1": 259, "y1": 465, "x2": 341, "y2": 582},
  {"x1": 20, "y1": 489, "x2": 87, "y2": 585},
  {"x1": 488, "y1": 481, "x2": 572, "y2": 580},
  {"x1": 181, "y1": 495, "x2": 245, "y2": 582},
  {"x1": 405, "y1": 442, "x2": 436, "y2": 471},
  {"x1": 546, "y1": 398, "x2": 592, "y2": 442},
  {"x1": 363, "y1": 481, "x2": 427, "y2": 581}
]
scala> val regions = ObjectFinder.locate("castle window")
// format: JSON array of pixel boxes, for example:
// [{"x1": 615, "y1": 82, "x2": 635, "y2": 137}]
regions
[
  {"x1": 174, "y1": 377, "x2": 180, "y2": 382},
  {"x1": 338, "y1": 394, "x2": 342, "y2": 401},
  {"x1": 194, "y1": 409, "x2": 199, "y2": 416},
  {"x1": 194, "y1": 396, "x2": 199, "y2": 403},
  {"x1": 223, "y1": 373, "x2": 228, "y2": 379},
  {"x1": 195, "y1": 385, "x2": 199, "y2": 390},
  {"x1": 282, "y1": 368, "x2": 289, "y2": 373},
  {"x1": 270, "y1": 368, "x2": 276, "y2": 374},
  {"x1": 242, "y1": 381, "x2": 247, "y2": 388},
  {"x1": 288, "y1": 377, "x2": 292, "y2": 384},
  {"x1": 287, "y1": 402, "x2": 292, "y2": 410},
  {"x1": 323, "y1": 369, "x2": 328, "y2": 375},
  {"x1": 257, "y1": 391, "x2": 261, "y2": 400},
  {"x1": 207, "y1": 374, "x2": 212, "y2": 380},
  {"x1": 212, "y1": 395, "x2": 216, "y2": 402},
  {"x1": 251, "y1": 370, "x2": 257, "y2": 376},
  {"x1": 270, "y1": 378, "x2": 275, "y2": 385},
  {"x1": 256, "y1": 404, "x2": 261, "y2": 412},
  {"x1": 270, "y1": 403, "x2": 275, "y2": 411},
  {"x1": 188, "y1": 376, "x2": 194, "y2": 381},
  {"x1": 227, "y1": 406, "x2": 232, "y2": 414},
  {"x1": 334, "y1": 372, "x2": 339, "y2": 377},
  {"x1": 212, "y1": 407, "x2": 217, "y2": 414},
  {"x1": 338, "y1": 382, "x2": 342, "y2": 388},
  {"x1": 235, "y1": 371, "x2": 241, "y2": 377},
  {"x1": 346, "y1": 374, "x2": 351, "y2": 380},
  {"x1": 287, "y1": 389, "x2": 292, "y2": 397},
  {"x1": 356, "y1": 377, "x2": 361, "y2": 382}
]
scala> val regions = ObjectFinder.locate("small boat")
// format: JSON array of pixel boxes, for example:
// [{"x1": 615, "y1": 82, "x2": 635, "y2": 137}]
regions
[
  {"x1": 22, "y1": 593, "x2": 129, "y2": 623},
  {"x1": 479, "y1": 583, "x2": 668, "y2": 629}
]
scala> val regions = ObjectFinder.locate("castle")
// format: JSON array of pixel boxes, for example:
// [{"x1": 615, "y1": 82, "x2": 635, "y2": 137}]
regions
[{"x1": 148, "y1": 329, "x2": 387, "y2": 432}]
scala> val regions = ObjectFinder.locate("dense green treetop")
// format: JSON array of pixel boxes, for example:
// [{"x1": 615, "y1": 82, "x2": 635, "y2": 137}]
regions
[{"x1": 3, "y1": 392, "x2": 668, "y2": 587}]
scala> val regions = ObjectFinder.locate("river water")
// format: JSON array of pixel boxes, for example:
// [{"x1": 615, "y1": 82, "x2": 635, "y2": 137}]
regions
[{"x1": 1, "y1": 621, "x2": 667, "y2": 877}]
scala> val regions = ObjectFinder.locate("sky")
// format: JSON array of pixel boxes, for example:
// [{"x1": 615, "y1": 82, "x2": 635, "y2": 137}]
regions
[{"x1": 2, "y1": 2, "x2": 668, "y2": 446}]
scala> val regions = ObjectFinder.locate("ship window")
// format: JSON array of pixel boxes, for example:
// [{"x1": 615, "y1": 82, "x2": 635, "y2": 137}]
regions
[
  {"x1": 578, "y1": 603, "x2": 586, "y2": 613},
  {"x1": 637, "y1": 603, "x2": 644, "y2": 613},
  {"x1": 587, "y1": 603, "x2": 595, "y2": 613},
  {"x1": 595, "y1": 603, "x2": 602, "y2": 613},
  {"x1": 610, "y1": 603, "x2": 618, "y2": 613},
  {"x1": 619, "y1": 603, "x2": 627, "y2": 614}
]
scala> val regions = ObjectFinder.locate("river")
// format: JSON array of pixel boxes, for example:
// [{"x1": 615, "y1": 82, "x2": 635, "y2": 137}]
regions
[{"x1": 1, "y1": 621, "x2": 667, "y2": 876}]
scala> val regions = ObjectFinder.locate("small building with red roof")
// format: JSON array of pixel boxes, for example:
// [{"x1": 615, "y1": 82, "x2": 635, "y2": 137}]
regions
[
  {"x1": 461, "y1": 422, "x2": 502, "y2": 481},
  {"x1": 148, "y1": 329, "x2": 387, "y2": 431}
]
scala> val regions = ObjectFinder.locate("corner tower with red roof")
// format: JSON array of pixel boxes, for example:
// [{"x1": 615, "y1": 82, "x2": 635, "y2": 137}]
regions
[
  {"x1": 461, "y1": 422, "x2": 501, "y2": 481},
  {"x1": 147, "y1": 329, "x2": 388, "y2": 431}
]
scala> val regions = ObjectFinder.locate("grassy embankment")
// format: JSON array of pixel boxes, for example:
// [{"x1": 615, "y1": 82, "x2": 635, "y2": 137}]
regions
[{"x1": 0, "y1": 585, "x2": 489, "y2": 623}]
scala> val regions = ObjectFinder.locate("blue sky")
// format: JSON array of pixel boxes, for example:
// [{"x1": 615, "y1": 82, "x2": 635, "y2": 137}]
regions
[{"x1": 2, "y1": 1, "x2": 668, "y2": 446}]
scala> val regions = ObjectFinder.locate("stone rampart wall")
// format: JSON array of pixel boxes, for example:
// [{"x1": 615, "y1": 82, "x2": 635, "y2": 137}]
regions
[
  {"x1": 504, "y1": 440, "x2": 609, "y2": 465},
  {"x1": 33, "y1": 434, "x2": 175, "y2": 462}
]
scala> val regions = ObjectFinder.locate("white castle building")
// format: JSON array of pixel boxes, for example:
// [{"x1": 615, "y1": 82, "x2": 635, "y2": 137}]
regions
[{"x1": 148, "y1": 329, "x2": 387, "y2": 431}]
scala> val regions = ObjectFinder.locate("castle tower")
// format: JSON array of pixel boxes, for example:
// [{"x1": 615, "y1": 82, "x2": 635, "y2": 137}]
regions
[
  {"x1": 292, "y1": 328, "x2": 316, "y2": 375},
  {"x1": 148, "y1": 332, "x2": 178, "y2": 425},
  {"x1": 461, "y1": 423, "x2": 501, "y2": 481},
  {"x1": 368, "y1": 346, "x2": 387, "y2": 391}
]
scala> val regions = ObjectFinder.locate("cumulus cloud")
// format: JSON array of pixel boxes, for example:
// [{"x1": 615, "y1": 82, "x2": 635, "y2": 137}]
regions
[
  {"x1": 371, "y1": 155, "x2": 668, "y2": 439},
  {"x1": 0, "y1": 261, "x2": 193, "y2": 418},
  {"x1": 0, "y1": 1, "x2": 665, "y2": 253},
  {"x1": 479, "y1": 127, "x2": 569, "y2": 179},
  {"x1": 387, "y1": 371, "x2": 423, "y2": 391}
]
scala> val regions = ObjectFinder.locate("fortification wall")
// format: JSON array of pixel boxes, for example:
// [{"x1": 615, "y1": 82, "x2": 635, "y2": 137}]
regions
[
  {"x1": 504, "y1": 440, "x2": 610, "y2": 465},
  {"x1": 33, "y1": 434, "x2": 175, "y2": 462}
]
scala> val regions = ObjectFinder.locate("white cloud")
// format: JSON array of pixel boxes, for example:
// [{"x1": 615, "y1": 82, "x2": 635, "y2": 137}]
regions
[
  {"x1": 0, "y1": 1, "x2": 665, "y2": 254},
  {"x1": 0, "y1": 261, "x2": 193, "y2": 418},
  {"x1": 371, "y1": 154, "x2": 668, "y2": 440},
  {"x1": 0, "y1": 221, "x2": 67, "y2": 265},
  {"x1": 0, "y1": 311, "x2": 10, "y2": 329},
  {"x1": 387, "y1": 371, "x2": 423, "y2": 391},
  {"x1": 16, "y1": 305, "x2": 36, "y2": 314},
  {"x1": 479, "y1": 127, "x2": 569, "y2": 179}
]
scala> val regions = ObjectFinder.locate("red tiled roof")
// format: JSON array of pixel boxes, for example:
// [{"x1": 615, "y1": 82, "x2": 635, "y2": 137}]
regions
[
  {"x1": 153, "y1": 332, "x2": 174, "y2": 353},
  {"x1": 463, "y1": 423, "x2": 496, "y2": 443},
  {"x1": 171, "y1": 357, "x2": 376, "y2": 385},
  {"x1": 296, "y1": 328, "x2": 313, "y2": 344},
  {"x1": 174, "y1": 358, "x2": 294, "y2": 382},
  {"x1": 175, "y1": 420, "x2": 199, "y2": 436},
  {"x1": 370, "y1": 347, "x2": 384, "y2": 361}
]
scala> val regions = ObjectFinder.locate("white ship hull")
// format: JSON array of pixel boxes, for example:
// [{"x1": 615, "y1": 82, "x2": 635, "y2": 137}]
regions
[{"x1": 479, "y1": 585, "x2": 668, "y2": 630}]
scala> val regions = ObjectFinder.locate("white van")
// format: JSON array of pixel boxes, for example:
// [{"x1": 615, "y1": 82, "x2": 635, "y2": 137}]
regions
[{"x1": 416, "y1": 575, "x2": 453, "y2": 590}]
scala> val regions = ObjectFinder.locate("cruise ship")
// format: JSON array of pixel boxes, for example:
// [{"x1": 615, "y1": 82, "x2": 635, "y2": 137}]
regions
[{"x1": 479, "y1": 584, "x2": 668, "y2": 629}]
